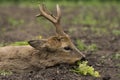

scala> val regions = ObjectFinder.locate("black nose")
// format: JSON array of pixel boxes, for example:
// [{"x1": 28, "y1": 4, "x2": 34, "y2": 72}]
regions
[{"x1": 81, "y1": 57, "x2": 87, "y2": 61}]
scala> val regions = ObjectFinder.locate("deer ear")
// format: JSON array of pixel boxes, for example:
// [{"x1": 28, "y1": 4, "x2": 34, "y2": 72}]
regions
[{"x1": 28, "y1": 39, "x2": 47, "y2": 50}]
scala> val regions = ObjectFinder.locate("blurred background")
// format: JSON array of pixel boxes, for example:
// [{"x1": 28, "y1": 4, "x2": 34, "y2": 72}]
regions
[
  {"x1": 0, "y1": 0, "x2": 120, "y2": 80},
  {"x1": 0, "y1": 0, "x2": 120, "y2": 51}
]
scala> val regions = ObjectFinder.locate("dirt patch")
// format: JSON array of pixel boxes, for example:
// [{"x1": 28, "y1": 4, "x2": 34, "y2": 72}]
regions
[{"x1": 0, "y1": 5, "x2": 120, "y2": 80}]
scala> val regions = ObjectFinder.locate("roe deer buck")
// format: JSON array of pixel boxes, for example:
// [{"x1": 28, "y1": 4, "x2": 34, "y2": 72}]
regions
[{"x1": 0, "y1": 4, "x2": 85, "y2": 73}]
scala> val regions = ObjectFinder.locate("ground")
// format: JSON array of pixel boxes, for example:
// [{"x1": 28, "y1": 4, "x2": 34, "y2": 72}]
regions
[{"x1": 0, "y1": 2, "x2": 120, "y2": 80}]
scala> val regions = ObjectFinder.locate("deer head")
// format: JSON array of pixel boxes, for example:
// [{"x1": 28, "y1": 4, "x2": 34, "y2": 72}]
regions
[{"x1": 28, "y1": 4, "x2": 85, "y2": 65}]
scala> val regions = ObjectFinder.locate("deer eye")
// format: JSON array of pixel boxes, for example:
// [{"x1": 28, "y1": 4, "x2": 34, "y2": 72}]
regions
[{"x1": 63, "y1": 46, "x2": 72, "y2": 51}]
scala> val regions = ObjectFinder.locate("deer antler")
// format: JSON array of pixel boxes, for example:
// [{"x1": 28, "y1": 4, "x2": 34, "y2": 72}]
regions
[
  {"x1": 36, "y1": 4, "x2": 66, "y2": 36},
  {"x1": 37, "y1": 4, "x2": 85, "y2": 58}
]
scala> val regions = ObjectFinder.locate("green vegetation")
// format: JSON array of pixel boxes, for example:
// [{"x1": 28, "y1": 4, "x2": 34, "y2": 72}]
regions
[
  {"x1": 72, "y1": 13, "x2": 97, "y2": 26},
  {"x1": 8, "y1": 17, "x2": 24, "y2": 27},
  {"x1": 71, "y1": 61, "x2": 100, "y2": 77},
  {"x1": 112, "y1": 52, "x2": 120, "y2": 59},
  {"x1": 87, "y1": 44, "x2": 98, "y2": 51},
  {"x1": 0, "y1": 43, "x2": 8, "y2": 47},
  {"x1": 1, "y1": 0, "x2": 120, "y2": 31},
  {"x1": 68, "y1": 27, "x2": 77, "y2": 34},
  {"x1": 0, "y1": 43, "x2": 4, "y2": 47},
  {"x1": 0, "y1": 41, "x2": 28, "y2": 47},
  {"x1": 0, "y1": 70, "x2": 12, "y2": 76},
  {"x1": 112, "y1": 30, "x2": 120, "y2": 36},
  {"x1": 77, "y1": 40, "x2": 98, "y2": 52},
  {"x1": 10, "y1": 41, "x2": 28, "y2": 46},
  {"x1": 0, "y1": 0, "x2": 120, "y2": 8},
  {"x1": 36, "y1": 17, "x2": 53, "y2": 31},
  {"x1": 76, "y1": 40, "x2": 86, "y2": 51},
  {"x1": 90, "y1": 27, "x2": 109, "y2": 36},
  {"x1": 0, "y1": 0, "x2": 120, "y2": 4},
  {"x1": 116, "y1": 63, "x2": 120, "y2": 67}
]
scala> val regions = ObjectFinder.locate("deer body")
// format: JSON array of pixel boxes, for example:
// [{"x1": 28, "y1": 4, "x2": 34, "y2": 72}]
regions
[
  {"x1": 0, "y1": 46, "x2": 34, "y2": 72},
  {"x1": 0, "y1": 41, "x2": 81, "y2": 73},
  {"x1": 0, "y1": 4, "x2": 85, "y2": 73},
  {"x1": 0, "y1": 45, "x2": 62, "y2": 72}
]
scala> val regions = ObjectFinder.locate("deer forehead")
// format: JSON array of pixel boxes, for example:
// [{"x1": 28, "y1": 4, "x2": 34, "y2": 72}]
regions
[
  {"x1": 47, "y1": 36, "x2": 71, "y2": 45},
  {"x1": 47, "y1": 37, "x2": 61, "y2": 47}
]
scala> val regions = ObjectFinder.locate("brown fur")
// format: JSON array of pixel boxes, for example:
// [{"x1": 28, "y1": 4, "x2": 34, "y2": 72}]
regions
[{"x1": 0, "y1": 36, "x2": 83, "y2": 73}]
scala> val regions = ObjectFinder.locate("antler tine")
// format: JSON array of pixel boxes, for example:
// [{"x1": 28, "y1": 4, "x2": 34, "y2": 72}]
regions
[
  {"x1": 56, "y1": 4, "x2": 61, "y2": 23},
  {"x1": 42, "y1": 4, "x2": 53, "y2": 17},
  {"x1": 37, "y1": 4, "x2": 67, "y2": 36},
  {"x1": 38, "y1": 4, "x2": 57, "y2": 23}
]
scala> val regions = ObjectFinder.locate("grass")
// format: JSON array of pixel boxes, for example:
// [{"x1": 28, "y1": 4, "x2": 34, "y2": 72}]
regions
[
  {"x1": 0, "y1": 70, "x2": 12, "y2": 76},
  {"x1": 76, "y1": 40, "x2": 98, "y2": 52},
  {"x1": 72, "y1": 13, "x2": 97, "y2": 26},
  {"x1": 90, "y1": 27, "x2": 109, "y2": 36},
  {"x1": 0, "y1": 43, "x2": 9, "y2": 47},
  {"x1": 87, "y1": 44, "x2": 98, "y2": 52},
  {"x1": 68, "y1": 27, "x2": 77, "y2": 34},
  {"x1": 0, "y1": 1, "x2": 119, "y2": 48},
  {"x1": 0, "y1": 0, "x2": 81, "y2": 8},
  {"x1": 0, "y1": 41, "x2": 28, "y2": 47},
  {"x1": 0, "y1": 43, "x2": 5, "y2": 47},
  {"x1": 112, "y1": 52, "x2": 120, "y2": 60},
  {"x1": 36, "y1": 17, "x2": 53, "y2": 31},
  {"x1": 8, "y1": 17, "x2": 24, "y2": 27},
  {"x1": 1, "y1": 1, "x2": 120, "y2": 28},
  {"x1": 76, "y1": 40, "x2": 86, "y2": 51},
  {"x1": 0, "y1": 0, "x2": 120, "y2": 8},
  {"x1": 10, "y1": 41, "x2": 28, "y2": 46},
  {"x1": 112, "y1": 30, "x2": 120, "y2": 36}
]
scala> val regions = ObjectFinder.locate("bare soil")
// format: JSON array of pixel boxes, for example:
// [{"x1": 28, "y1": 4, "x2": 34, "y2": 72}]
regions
[{"x1": 0, "y1": 5, "x2": 120, "y2": 80}]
